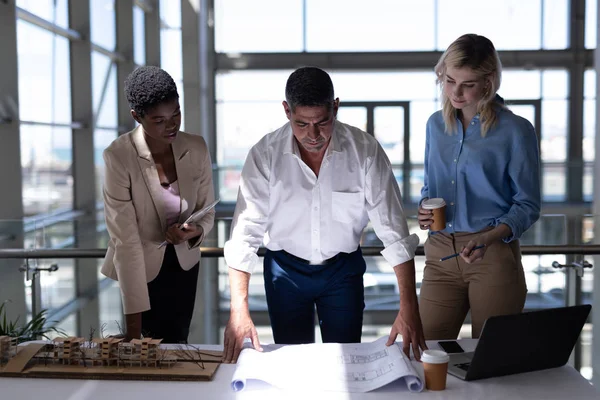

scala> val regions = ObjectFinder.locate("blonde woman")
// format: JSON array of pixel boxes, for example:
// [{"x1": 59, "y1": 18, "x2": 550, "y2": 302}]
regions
[{"x1": 417, "y1": 34, "x2": 541, "y2": 340}]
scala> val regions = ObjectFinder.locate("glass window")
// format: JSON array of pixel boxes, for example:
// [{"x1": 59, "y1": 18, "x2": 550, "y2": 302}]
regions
[
  {"x1": 584, "y1": 164, "x2": 593, "y2": 201},
  {"x1": 216, "y1": 102, "x2": 286, "y2": 163},
  {"x1": 374, "y1": 106, "x2": 405, "y2": 164},
  {"x1": 410, "y1": 101, "x2": 438, "y2": 202},
  {"x1": 501, "y1": 70, "x2": 542, "y2": 99},
  {"x1": 215, "y1": 0, "x2": 303, "y2": 53},
  {"x1": 91, "y1": 51, "x2": 118, "y2": 128},
  {"x1": 410, "y1": 167, "x2": 425, "y2": 202},
  {"x1": 509, "y1": 104, "x2": 536, "y2": 127},
  {"x1": 543, "y1": 165, "x2": 566, "y2": 201},
  {"x1": 92, "y1": 50, "x2": 118, "y2": 205},
  {"x1": 55, "y1": 314, "x2": 77, "y2": 337},
  {"x1": 337, "y1": 107, "x2": 367, "y2": 132},
  {"x1": 24, "y1": 221, "x2": 75, "y2": 250},
  {"x1": 20, "y1": 126, "x2": 73, "y2": 216},
  {"x1": 94, "y1": 129, "x2": 118, "y2": 204},
  {"x1": 306, "y1": 0, "x2": 435, "y2": 51},
  {"x1": 330, "y1": 71, "x2": 438, "y2": 101},
  {"x1": 541, "y1": 100, "x2": 568, "y2": 162},
  {"x1": 161, "y1": 0, "x2": 185, "y2": 131},
  {"x1": 133, "y1": 4, "x2": 146, "y2": 66},
  {"x1": 437, "y1": 0, "x2": 542, "y2": 50},
  {"x1": 543, "y1": 0, "x2": 569, "y2": 49},
  {"x1": 410, "y1": 101, "x2": 438, "y2": 162},
  {"x1": 17, "y1": 20, "x2": 72, "y2": 124},
  {"x1": 90, "y1": 0, "x2": 116, "y2": 50},
  {"x1": 583, "y1": 70, "x2": 595, "y2": 201},
  {"x1": 541, "y1": 99, "x2": 568, "y2": 202},
  {"x1": 98, "y1": 276, "x2": 123, "y2": 336},
  {"x1": 542, "y1": 70, "x2": 569, "y2": 99},
  {"x1": 161, "y1": 31, "x2": 183, "y2": 82},
  {"x1": 40, "y1": 259, "x2": 75, "y2": 310},
  {"x1": 586, "y1": 0, "x2": 597, "y2": 49},
  {"x1": 17, "y1": 0, "x2": 69, "y2": 29},
  {"x1": 215, "y1": 71, "x2": 292, "y2": 200},
  {"x1": 160, "y1": 0, "x2": 182, "y2": 29},
  {"x1": 584, "y1": 69, "x2": 596, "y2": 99},
  {"x1": 583, "y1": 98, "x2": 595, "y2": 163},
  {"x1": 216, "y1": 70, "x2": 292, "y2": 102},
  {"x1": 216, "y1": 101, "x2": 285, "y2": 201},
  {"x1": 583, "y1": 70, "x2": 595, "y2": 163}
]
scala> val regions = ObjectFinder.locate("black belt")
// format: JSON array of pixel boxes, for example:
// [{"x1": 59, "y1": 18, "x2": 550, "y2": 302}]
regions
[{"x1": 281, "y1": 250, "x2": 351, "y2": 265}]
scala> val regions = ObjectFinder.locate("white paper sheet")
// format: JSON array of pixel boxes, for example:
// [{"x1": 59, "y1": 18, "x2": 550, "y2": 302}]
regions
[{"x1": 231, "y1": 336, "x2": 424, "y2": 393}]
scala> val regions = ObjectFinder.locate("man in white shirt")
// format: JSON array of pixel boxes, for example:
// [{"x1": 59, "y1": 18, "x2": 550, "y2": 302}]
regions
[{"x1": 222, "y1": 67, "x2": 426, "y2": 363}]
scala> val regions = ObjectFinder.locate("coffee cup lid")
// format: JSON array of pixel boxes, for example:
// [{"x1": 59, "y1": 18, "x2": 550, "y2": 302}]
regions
[
  {"x1": 421, "y1": 350, "x2": 449, "y2": 364},
  {"x1": 421, "y1": 198, "x2": 446, "y2": 210}
]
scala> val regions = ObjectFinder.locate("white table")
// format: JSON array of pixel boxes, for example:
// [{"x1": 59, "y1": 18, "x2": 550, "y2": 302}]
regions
[{"x1": 1, "y1": 339, "x2": 598, "y2": 400}]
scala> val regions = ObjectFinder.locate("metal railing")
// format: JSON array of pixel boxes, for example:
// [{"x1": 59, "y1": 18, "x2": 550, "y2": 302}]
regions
[{"x1": 2, "y1": 244, "x2": 600, "y2": 259}]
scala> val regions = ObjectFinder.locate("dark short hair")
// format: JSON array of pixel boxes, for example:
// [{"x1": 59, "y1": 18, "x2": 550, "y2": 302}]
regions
[
  {"x1": 124, "y1": 66, "x2": 179, "y2": 117},
  {"x1": 285, "y1": 67, "x2": 335, "y2": 111}
]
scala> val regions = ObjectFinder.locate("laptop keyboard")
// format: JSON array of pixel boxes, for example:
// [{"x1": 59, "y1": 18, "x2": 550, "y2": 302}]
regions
[{"x1": 455, "y1": 362, "x2": 471, "y2": 372}]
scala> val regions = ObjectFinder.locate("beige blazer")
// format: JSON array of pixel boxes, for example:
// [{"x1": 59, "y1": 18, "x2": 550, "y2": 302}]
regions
[{"x1": 101, "y1": 126, "x2": 215, "y2": 315}]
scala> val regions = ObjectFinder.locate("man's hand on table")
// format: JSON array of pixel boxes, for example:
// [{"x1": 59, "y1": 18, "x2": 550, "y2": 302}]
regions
[
  {"x1": 386, "y1": 301, "x2": 427, "y2": 361},
  {"x1": 222, "y1": 309, "x2": 263, "y2": 363}
]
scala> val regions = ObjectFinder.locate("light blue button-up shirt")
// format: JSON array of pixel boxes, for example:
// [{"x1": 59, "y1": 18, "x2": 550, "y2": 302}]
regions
[{"x1": 420, "y1": 104, "x2": 541, "y2": 242}]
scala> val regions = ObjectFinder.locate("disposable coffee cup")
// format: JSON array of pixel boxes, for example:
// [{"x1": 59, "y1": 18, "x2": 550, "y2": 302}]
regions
[
  {"x1": 421, "y1": 198, "x2": 446, "y2": 231},
  {"x1": 421, "y1": 350, "x2": 449, "y2": 391}
]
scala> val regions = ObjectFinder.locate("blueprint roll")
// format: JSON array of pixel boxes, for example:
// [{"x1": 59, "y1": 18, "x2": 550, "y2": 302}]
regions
[
  {"x1": 230, "y1": 337, "x2": 424, "y2": 393},
  {"x1": 231, "y1": 377, "x2": 246, "y2": 392},
  {"x1": 404, "y1": 375, "x2": 425, "y2": 392}
]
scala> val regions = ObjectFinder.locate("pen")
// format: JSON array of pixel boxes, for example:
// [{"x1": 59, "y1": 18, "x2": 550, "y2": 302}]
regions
[{"x1": 440, "y1": 244, "x2": 486, "y2": 261}]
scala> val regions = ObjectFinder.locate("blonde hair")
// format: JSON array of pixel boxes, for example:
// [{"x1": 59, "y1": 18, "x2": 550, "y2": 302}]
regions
[{"x1": 435, "y1": 34, "x2": 506, "y2": 136}]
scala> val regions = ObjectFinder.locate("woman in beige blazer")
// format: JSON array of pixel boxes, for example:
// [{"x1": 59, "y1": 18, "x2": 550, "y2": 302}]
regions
[{"x1": 101, "y1": 66, "x2": 215, "y2": 343}]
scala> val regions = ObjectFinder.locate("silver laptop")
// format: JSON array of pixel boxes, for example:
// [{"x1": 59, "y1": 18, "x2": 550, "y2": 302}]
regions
[{"x1": 445, "y1": 305, "x2": 591, "y2": 381}]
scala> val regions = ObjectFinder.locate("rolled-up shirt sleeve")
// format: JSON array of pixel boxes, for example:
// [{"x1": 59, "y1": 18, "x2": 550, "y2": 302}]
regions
[
  {"x1": 365, "y1": 143, "x2": 420, "y2": 266},
  {"x1": 224, "y1": 143, "x2": 270, "y2": 274},
  {"x1": 495, "y1": 120, "x2": 541, "y2": 242}
]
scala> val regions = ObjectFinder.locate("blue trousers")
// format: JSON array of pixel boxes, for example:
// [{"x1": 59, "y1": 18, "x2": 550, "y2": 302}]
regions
[{"x1": 263, "y1": 247, "x2": 366, "y2": 344}]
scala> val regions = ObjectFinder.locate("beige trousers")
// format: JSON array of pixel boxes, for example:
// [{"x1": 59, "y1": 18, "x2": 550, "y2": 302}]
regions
[{"x1": 419, "y1": 231, "x2": 527, "y2": 340}]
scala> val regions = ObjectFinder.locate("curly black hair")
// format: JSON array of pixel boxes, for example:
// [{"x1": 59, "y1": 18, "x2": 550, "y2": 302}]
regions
[{"x1": 124, "y1": 66, "x2": 179, "y2": 117}]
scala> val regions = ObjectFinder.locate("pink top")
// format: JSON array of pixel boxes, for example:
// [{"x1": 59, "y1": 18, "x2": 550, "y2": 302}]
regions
[{"x1": 162, "y1": 180, "x2": 181, "y2": 227}]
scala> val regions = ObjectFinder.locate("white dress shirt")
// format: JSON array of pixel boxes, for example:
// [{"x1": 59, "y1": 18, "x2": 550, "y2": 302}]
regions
[{"x1": 224, "y1": 121, "x2": 419, "y2": 274}]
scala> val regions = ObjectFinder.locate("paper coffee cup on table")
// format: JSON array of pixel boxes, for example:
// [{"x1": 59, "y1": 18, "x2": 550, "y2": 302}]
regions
[
  {"x1": 421, "y1": 350, "x2": 449, "y2": 391},
  {"x1": 421, "y1": 198, "x2": 446, "y2": 231}
]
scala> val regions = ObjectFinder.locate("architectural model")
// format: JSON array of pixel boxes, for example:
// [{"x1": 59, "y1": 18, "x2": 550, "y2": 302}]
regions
[{"x1": 0, "y1": 335, "x2": 221, "y2": 381}]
